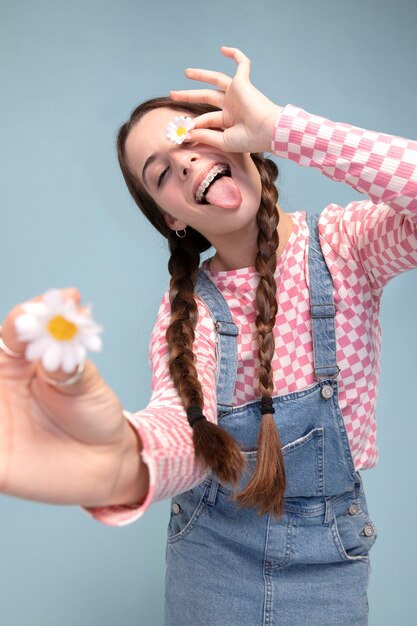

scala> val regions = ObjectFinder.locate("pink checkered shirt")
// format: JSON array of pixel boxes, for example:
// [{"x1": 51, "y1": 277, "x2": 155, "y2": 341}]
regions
[{"x1": 86, "y1": 104, "x2": 417, "y2": 526}]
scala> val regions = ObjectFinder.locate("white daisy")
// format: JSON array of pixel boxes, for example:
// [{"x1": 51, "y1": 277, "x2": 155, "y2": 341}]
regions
[
  {"x1": 166, "y1": 116, "x2": 195, "y2": 144},
  {"x1": 15, "y1": 289, "x2": 103, "y2": 373}
]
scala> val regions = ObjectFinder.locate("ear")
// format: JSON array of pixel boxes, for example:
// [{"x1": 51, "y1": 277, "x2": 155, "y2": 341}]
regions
[{"x1": 162, "y1": 211, "x2": 187, "y2": 232}]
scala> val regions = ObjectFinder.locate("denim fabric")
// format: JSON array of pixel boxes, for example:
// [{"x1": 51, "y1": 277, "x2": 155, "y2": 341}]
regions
[{"x1": 165, "y1": 213, "x2": 378, "y2": 626}]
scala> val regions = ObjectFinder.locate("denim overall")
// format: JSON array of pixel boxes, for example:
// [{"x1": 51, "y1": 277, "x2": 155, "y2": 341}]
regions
[{"x1": 165, "y1": 213, "x2": 378, "y2": 626}]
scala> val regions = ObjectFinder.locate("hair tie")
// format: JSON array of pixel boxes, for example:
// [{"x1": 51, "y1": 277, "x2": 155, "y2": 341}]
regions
[
  {"x1": 260, "y1": 397, "x2": 275, "y2": 415},
  {"x1": 186, "y1": 405, "x2": 207, "y2": 427}
]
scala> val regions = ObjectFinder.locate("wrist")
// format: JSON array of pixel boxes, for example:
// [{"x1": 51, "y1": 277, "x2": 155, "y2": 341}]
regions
[
  {"x1": 87, "y1": 420, "x2": 149, "y2": 508},
  {"x1": 260, "y1": 103, "x2": 284, "y2": 153},
  {"x1": 113, "y1": 421, "x2": 149, "y2": 506}
]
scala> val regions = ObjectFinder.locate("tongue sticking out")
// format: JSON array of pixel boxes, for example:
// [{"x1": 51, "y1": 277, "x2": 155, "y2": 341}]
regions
[{"x1": 205, "y1": 176, "x2": 242, "y2": 209}]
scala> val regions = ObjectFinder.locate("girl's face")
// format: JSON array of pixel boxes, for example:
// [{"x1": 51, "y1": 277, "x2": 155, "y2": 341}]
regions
[{"x1": 124, "y1": 107, "x2": 262, "y2": 243}]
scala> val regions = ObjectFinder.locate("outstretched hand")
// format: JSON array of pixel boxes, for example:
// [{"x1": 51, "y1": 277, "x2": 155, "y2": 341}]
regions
[
  {"x1": 0, "y1": 289, "x2": 143, "y2": 508},
  {"x1": 170, "y1": 47, "x2": 284, "y2": 154}
]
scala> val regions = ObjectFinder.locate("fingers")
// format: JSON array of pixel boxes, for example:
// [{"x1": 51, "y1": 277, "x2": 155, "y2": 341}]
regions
[
  {"x1": 184, "y1": 68, "x2": 231, "y2": 91},
  {"x1": 220, "y1": 46, "x2": 251, "y2": 66},
  {"x1": 191, "y1": 111, "x2": 225, "y2": 130},
  {"x1": 221, "y1": 46, "x2": 251, "y2": 81},
  {"x1": 170, "y1": 88, "x2": 224, "y2": 109},
  {"x1": 217, "y1": 46, "x2": 252, "y2": 81},
  {"x1": 33, "y1": 359, "x2": 100, "y2": 397},
  {"x1": 171, "y1": 47, "x2": 251, "y2": 112},
  {"x1": 181, "y1": 48, "x2": 251, "y2": 88},
  {"x1": 185, "y1": 128, "x2": 227, "y2": 152}
]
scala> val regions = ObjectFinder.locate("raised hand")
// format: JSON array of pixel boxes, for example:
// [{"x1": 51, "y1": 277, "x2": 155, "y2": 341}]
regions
[
  {"x1": 0, "y1": 288, "x2": 146, "y2": 508},
  {"x1": 170, "y1": 46, "x2": 284, "y2": 154}
]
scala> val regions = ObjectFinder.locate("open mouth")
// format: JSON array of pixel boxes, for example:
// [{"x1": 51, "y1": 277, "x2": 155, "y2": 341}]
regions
[{"x1": 194, "y1": 163, "x2": 231, "y2": 204}]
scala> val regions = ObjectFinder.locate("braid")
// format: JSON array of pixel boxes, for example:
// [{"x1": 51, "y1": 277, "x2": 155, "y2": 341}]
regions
[
  {"x1": 235, "y1": 156, "x2": 287, "y2": 518},
  {"x1": 166, "y1": 233, "x2": 245, "y2": 485},
  {"x1": 166, "y1": 239, "x2": 202, "y2": 408}
]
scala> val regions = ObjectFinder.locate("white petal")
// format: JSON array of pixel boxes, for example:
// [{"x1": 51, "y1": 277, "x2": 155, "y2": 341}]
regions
[
  {"x1": 184, "y1": 118, "x2": 195, "y2": 131},
  {"x1": 43, "y1": 289, "x2": 64, "y2": 308},
  {"x1": 15, "y1": 314, "x2": 43, "y2": 341},
  {"x1": 78, "y1": 320, "x2": 103, "y2": 335},
  {"x1": 74, "y1": 343, "x2": 87, "y2": 362},
  {"x1": 22, "y1": 302, "x2": 48, "y2": 316},
  {"x1": 25, "y1": 335, "x2": 51, "y2": 361},
  {"x1": 82, "y1": 334, "x2": 102, "y2": 352},
  {"x1": 62, "y1": 345, "x2": 79, "y2": 373},
  {"x1": 66, "y1": 308, "x2": 91, "y2": 326},
  {"x1": 42, "y1": 342, "x2": 63, "y2": 372},
  {"x1": 69, "y1": 305, "x2": 100, "y2": 328},
  {"x1": 59, "y1": 301, "x2": 77, "y2": 318}
]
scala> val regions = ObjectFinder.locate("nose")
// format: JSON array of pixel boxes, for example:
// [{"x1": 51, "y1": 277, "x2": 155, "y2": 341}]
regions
[{"x1": 171, "y1": 149, "x2": 199, "y2": 179}]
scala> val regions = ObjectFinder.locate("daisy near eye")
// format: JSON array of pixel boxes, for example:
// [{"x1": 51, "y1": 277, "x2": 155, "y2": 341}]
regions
[
  {"x1": 14, "y1": 289, "x2": 103, "y2": 373},
  {"x1": 166, "y1": 116, "x2": 195, "y2": 144}
]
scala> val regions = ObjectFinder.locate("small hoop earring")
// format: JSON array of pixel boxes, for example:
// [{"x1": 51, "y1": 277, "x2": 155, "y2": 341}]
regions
[{"x1": 175, "y1": 228, "x2": 187, "y2": 238}]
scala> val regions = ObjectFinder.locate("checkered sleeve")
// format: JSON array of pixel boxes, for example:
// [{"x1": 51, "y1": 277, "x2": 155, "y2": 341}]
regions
[
  {"x1": 272, "y1": 105, "x2": 417, "y2": 290},
  {"x1": 83, "y1": 293, "x2": 218, "y2": 526}
]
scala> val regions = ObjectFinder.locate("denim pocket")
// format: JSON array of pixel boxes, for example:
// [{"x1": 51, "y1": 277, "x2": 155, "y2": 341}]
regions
[
  {"x1": 330, "y1": 492, "x2": 378, "y2": 562},
  {"x1": 217, "y1": 427, "x2": 325, "y2": 499},
  {"x1": 282, "y1": 427, "x2": 324, "y2": 497},
  {"x1": 167, "y1": 481, "x2": 211, "y2": 543}
]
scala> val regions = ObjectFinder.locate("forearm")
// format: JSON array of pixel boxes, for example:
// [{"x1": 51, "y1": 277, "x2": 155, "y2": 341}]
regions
[{"x1": 272, "y1": 104, "x2": 417, "y2": 218}]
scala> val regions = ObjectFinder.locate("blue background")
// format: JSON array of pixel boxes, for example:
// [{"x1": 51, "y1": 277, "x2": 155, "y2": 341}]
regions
[{"x1": 1, "y1": 0, "x2": 416, "y2": 624}]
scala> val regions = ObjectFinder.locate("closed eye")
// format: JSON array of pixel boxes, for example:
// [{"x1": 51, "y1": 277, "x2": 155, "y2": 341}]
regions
[{"x1": 157, "y1": 167, "x2": 169, "y2": 188}]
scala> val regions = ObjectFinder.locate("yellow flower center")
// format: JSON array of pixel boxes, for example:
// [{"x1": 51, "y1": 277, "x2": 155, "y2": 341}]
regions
[
  {"x1": 47, "y1": 315, "x2": 78, "y2": 341},
  {"x1": 176, "y1": 126, "x2": 187, "y2": 137}
]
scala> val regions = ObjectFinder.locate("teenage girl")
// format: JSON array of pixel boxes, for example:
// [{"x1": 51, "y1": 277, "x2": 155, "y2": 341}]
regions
[{"x1": 0, "y1": 47, "x2": 416, "y2": 625}]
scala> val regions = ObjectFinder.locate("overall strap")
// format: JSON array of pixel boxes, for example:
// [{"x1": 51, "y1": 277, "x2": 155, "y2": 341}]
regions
[
  {"x1": 194, "y1": 270, "x2": 239, "y2": 411},
  {"x1": 306, "y1": 212, "x2": 340, "y2": 382}
]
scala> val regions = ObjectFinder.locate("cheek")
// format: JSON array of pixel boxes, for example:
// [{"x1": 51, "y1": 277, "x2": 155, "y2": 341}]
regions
[{"x1": 158, "y1": 189, "x2": 189, "y2": 221}]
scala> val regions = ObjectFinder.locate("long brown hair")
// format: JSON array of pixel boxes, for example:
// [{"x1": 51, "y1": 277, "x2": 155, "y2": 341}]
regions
[{"x1": 117, "y1": 97, "x2": 286, "y2": 517}]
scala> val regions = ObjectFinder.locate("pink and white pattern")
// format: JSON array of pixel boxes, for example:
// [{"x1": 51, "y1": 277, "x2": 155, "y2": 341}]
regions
[{"x1": 85, "y1": 104, "x2": 417, "y2": 526}]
